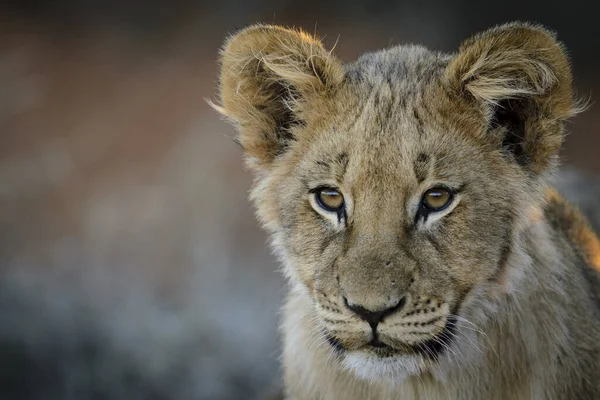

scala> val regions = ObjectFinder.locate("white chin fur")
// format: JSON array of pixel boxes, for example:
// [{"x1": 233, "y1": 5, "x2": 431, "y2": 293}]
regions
[{"x1": 341, "y1": 351, "x2": 424, "y2": 382}]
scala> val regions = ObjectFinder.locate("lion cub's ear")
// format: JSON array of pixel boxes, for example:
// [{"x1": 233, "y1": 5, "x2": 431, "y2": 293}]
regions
[
  {"x1": 446, "y1": 22, "x2": 579, "y2": 175},
  {"x1": 213, "y1": 25, "x2": 344, "y2": 170}
]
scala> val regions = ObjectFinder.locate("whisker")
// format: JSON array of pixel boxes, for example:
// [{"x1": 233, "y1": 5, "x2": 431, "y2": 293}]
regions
[{"x1": 449, "y1": 314, "x2": 499, "y2": 360}]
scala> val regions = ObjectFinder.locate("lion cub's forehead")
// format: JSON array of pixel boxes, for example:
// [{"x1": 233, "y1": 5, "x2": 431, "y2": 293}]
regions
[
  {"x1": 346, "y1": 44, "x2": 450, "y2": 90},
  {"x1": 302, "y1": 45, "x2": 457, "y2": 186},
  {"x1": 333, "y1": 45, "x2": 452, "y2": 147}
]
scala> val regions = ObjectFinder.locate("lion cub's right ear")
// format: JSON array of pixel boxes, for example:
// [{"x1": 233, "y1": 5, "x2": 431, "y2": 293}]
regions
[
  {"x1": 445, "y1": 23, "x2": 579, "y2": 176},
  {"x1": 213, "y1": 25, "x2": 344, "y2": 170}
]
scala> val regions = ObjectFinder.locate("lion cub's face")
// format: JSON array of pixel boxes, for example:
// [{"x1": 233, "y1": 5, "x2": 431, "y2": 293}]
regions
[
  {"x1": 216, "y1": 24, "x2": 574, "y2": 378},
  {"x1": 270, "y1": 70, "x2": 520, "y2": 375}
]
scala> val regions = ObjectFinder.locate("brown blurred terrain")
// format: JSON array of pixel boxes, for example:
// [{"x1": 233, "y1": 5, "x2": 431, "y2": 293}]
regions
[{"x1": 0, "y1": 1, "x2": 599, "y2": 399}]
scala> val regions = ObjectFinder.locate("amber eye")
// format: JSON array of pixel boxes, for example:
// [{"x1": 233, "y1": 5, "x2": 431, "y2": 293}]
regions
[
  {"x1": 315, "y1": 188, "x2": 345, "y2": 212},
  {"x1": 422, "y1": 187, "x2": 453, "y2": 211}
]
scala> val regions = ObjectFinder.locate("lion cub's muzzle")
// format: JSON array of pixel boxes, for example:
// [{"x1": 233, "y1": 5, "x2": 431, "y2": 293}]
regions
[
  {"x1": 343, "y1": 296, "x2": 406, "y2": 347},
  {"x1": 316, "y1": 291, "x2": 454, "y2": 358}
]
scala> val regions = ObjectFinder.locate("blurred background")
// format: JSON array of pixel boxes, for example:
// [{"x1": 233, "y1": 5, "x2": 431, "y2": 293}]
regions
[{"x1": 0, "y1": 1, "x2": 598, "y2": 399}]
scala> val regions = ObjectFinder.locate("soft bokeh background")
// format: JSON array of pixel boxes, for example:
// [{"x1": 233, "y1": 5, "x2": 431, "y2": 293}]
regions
[{"x1": 0, "y1": 1, "x2": 599, "y2": 399}]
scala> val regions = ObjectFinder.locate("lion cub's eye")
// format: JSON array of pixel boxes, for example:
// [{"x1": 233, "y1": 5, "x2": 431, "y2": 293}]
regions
[
  {"x1": 315, "y1": 188, "x2": 345, "y2": 212},
  {"x1": 421, "y1": 187, "x2": 453, "y2": 211}
]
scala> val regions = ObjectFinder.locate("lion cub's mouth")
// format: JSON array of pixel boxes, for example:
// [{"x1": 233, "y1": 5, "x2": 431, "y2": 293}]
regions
[
  {"x1": 362, "y1": 339, "x2": 399, "y2": 358},
  {"x1": 327, "y1": 316, "x2": 457, "y2": 360}
]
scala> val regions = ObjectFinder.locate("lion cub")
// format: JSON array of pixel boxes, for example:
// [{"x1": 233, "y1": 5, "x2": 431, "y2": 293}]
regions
[{"x1": 214, "y1": 22, "x2": 600, "y2": 399}]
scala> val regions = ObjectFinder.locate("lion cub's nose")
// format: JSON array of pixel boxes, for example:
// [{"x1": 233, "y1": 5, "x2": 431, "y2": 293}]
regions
[{"x1": 343, "y1": 297, "x2": 406, "y2": 328}]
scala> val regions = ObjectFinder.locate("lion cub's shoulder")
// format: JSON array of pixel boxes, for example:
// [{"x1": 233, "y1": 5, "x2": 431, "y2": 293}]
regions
[{"x1": 545, "y1": 189, "x2": 600, "y2": 278}]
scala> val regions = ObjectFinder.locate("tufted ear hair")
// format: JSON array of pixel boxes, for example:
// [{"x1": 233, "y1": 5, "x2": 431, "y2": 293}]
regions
[
  {"x1": 445, "y1": 22, "x2": 581, "y2": 175},
  {"x1": 212, "y1": 24, "x2": 344, "y2": 170}
]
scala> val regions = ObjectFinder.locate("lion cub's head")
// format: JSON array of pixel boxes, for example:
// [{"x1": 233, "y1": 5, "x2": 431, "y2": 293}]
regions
[{"x1": 214, "y1": 23, "x2": 577, "y2": 378}]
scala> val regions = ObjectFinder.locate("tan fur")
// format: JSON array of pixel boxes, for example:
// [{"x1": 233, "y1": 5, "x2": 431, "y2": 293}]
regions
[{"x1": 213, "y1": 22, "x2": 600, "y2": 399}]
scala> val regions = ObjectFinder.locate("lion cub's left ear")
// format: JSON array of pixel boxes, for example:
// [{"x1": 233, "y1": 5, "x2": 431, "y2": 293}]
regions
[
  {"x1": 213, "y1": 25, "x2": 344, "y2": 171},
  {"x1": 446, "y1": 22, "x2": 579, "y2": 175}
]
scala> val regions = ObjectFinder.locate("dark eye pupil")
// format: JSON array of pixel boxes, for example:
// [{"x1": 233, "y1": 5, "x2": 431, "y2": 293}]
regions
[
  {"x1": 423, "y1": 188, "x2": 452, "y2": 211},
  {"x1": 317, "y1": 189, "x2": 344, "y2": 210}
]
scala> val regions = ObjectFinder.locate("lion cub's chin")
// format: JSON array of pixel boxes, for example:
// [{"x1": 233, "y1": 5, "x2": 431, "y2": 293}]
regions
[{"x1": 341, "y1": 351, "x2": 426, "y2": 382}]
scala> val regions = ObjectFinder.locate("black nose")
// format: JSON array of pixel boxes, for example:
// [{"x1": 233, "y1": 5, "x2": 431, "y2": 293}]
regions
[{"x1": 343, "y1": 297, "x2": 406, "y2": 328}]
